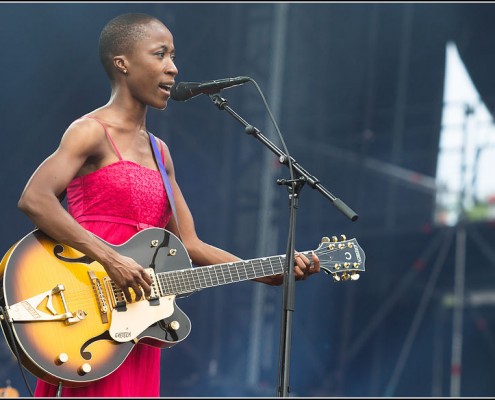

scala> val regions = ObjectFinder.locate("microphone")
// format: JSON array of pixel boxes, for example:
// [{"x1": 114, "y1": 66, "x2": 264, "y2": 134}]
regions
[{"x1": 170, "y1": 76, "x2": 250, "y2": 101}]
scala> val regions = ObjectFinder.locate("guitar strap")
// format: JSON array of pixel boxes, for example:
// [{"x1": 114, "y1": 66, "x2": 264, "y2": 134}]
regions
[{"x1": 148, "y1": 132, "x2": 181, "y2": 238}]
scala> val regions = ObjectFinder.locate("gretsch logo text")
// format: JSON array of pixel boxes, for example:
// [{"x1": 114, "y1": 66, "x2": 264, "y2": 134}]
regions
[
  {"x1": 115, "y1": 331, "x2": 132, "y2": 339},
  {"x1": 22, "y1": 301, "x2": 40, "y2": 319}
]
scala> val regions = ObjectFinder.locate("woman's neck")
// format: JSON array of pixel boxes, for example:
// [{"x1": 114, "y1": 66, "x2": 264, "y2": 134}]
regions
[{"x1": 104, "y1": 92, "x2": 148, "y2": 129}]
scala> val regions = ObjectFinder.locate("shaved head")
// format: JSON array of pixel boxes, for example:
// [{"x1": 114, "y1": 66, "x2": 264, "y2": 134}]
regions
[{"x1": 98, "y1": 13, "x2": 163, "y2": 80}]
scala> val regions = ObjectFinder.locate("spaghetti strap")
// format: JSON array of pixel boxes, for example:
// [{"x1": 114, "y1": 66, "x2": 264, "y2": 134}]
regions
[{"x1": 80, "y1": 115, "x2": 123, "y2": 160}]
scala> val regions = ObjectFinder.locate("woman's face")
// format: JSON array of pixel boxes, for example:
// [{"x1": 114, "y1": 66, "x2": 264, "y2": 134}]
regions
[{"x1": 124, "y1": 20, "x2": 178, "y2": 110}]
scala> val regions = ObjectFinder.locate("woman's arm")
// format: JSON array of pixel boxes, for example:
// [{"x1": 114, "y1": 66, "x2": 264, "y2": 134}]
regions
[{"x1": 18, "y1": 119, "x2": 153, "y2": 302}]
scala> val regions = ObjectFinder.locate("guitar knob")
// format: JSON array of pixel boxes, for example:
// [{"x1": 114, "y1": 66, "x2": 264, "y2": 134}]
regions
[
  {"x1": 321, "y1": 236, "x2": 330, "y2": 243},
  {"x1": 55, "y1": 353, "x2": 69, "y2": 365},
  {"x1": 332, "y1": 274, "x2": 341, "y2": 282},
  {"x1": 78, "y1": 363, "x2": 92, "y2": 375},
  {"x1": 168, "y1": 320, "x2": 180, "y2": 331},
  {"x1": 331, "y1": 236, "x2": 338, "y2": 242},
  {"x1": 340, "y1": 234, "x2": 347, "y2": 241},
  {"x1": 351, "y1": 272, "x2": 360, "y2": 280}
]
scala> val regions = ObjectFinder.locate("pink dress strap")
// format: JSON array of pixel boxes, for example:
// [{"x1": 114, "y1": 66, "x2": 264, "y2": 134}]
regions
[{"x1": 80, "y1": 115, "x2": 123, "y2": 160}]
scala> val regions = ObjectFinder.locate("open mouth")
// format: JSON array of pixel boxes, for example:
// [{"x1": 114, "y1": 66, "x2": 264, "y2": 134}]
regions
[{"x1": 159, "y1": 83, "x2": 172, "y2": 93}]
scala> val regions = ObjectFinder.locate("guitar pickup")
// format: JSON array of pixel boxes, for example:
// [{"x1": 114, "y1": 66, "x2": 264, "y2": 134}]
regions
[
  {"x1": 103, "y1": 277, "x2": 127, "y2": 312},
  {"x1": 145, "y1": 268, "x2": 160, "y2": 306},
  {"x1": 103, "y1": 268, "x2": 160, "y2": 310}
]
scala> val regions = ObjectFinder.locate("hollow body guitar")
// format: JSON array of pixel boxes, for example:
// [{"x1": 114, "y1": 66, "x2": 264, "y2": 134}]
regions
[{"x1": 0, "y1": 228, "x2": 365, "y2": 387}]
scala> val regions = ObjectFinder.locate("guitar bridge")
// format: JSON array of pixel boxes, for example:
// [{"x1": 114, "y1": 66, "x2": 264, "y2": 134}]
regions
[
  {"x1": 5, "y1": 284, "x2": 86, "y2": 324},
  {"x1": 88, "y1": 271, "x2": 108, "y2": 323}
]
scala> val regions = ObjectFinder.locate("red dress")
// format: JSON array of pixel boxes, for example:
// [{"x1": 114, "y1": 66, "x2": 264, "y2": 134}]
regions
[{"x1": 34, "y1": 116, "x2": 172, "y2": 397}]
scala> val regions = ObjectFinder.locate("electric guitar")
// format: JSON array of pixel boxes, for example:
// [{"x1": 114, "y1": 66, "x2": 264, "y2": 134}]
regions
[{"x1": 0, "y1": 228, "x2": 365, "y2": 387}]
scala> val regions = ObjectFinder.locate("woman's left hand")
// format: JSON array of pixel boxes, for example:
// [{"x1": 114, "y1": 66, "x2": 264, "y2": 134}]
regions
[
  {"x1": 294, "y1": 251, "x2": 320, "y2": 281},
  {"x1": 255, "y1": 251, "x2": 320, "y2": 286}
]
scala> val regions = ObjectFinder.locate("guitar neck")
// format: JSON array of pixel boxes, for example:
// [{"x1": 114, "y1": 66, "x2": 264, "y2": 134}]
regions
[
  {"x1": 155, "y1": 252, "x2": 305, "y2": 296},
  {"x1": 107, "y1": 234, "x2": 365, "y2": 302}
]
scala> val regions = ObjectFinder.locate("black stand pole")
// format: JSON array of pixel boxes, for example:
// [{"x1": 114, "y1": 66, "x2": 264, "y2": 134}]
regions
[
  {"x1": 207, "y1": 93, "x2": 358, "y2": 397},
  {"x1": 277, "y1": 177, "x2": 302, "y2": 397}
]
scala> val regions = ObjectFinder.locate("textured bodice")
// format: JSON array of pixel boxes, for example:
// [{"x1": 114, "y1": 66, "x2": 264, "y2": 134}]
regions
[{"x1": 67, "y1": 160, "x2": 171, "y2": 233}]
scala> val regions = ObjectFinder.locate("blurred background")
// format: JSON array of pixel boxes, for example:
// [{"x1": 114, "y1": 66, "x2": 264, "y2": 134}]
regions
[{"x1": 1, "y1": 2, "x2": 495, "y2": 397}]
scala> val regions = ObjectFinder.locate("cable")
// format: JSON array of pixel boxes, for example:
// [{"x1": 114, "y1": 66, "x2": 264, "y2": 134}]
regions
[{"x1": 0, "y1": 306, "x2": 34, "y2": 397}]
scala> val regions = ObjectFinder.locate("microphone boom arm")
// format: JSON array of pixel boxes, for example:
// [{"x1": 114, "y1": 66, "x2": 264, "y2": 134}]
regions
[{"x1": 208, "y1": 93, "x2": 358, "y2": 222}]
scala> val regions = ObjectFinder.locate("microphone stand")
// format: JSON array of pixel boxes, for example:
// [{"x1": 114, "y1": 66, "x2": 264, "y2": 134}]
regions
[{"x1": 207, "y1": 93, "x2": 358, "y2": 397}]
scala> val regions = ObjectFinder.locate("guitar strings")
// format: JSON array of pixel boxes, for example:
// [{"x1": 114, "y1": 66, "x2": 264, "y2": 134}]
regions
[{"x1": 26, "y1": 244, "x2": 364, "y2": 313}]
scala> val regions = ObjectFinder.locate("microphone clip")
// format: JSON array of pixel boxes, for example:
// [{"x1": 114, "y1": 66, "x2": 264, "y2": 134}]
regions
[{"x1": 208, "y1": 94, "x2": 228, "y2": 110}]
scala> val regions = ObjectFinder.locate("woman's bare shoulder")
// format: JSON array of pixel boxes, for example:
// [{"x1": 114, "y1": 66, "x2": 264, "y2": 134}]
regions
[{"x1": 59, "y1": 115, "x2": 109, "y2": 154}]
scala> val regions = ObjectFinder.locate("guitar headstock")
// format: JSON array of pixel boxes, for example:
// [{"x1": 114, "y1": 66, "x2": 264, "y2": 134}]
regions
[{"x1": 314, "y1": 235, "x2": 366, "y2": 282}]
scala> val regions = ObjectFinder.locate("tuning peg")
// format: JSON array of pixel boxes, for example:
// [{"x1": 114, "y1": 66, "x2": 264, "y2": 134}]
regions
[
  {"x1": 341, "y1": 272, "x2": 350, "y2": 281},
  {"x1": 331, "y1": 236, "x2": 338, "y2": 242},
  {"x1": 332, "y1": 274, "x2": 341, "y2": 282},
  {"x1": 321, "y1": 236, "x2": 330, "y2": 243},
  {"x1": 340, "y1": 234, "x2": 347, "y2": 241},
  {"x1": 351, "y1": 272, "x2": 360, "y2": 280}
]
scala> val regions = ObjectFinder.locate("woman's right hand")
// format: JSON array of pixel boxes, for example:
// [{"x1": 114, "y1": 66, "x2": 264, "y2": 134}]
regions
[{"x1": 103, "y1": 253, "x2": 153, "y2": 303}]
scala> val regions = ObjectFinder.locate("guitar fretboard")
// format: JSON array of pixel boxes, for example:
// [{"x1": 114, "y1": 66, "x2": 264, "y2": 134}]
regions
[{"x1": 155, "y1": 253, "x2": 305, "y2": 296}]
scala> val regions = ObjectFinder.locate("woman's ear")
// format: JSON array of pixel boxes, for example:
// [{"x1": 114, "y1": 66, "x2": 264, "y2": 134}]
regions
[{"x1": 113, "y1": 56, "x2": 128, "y2": 75}]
